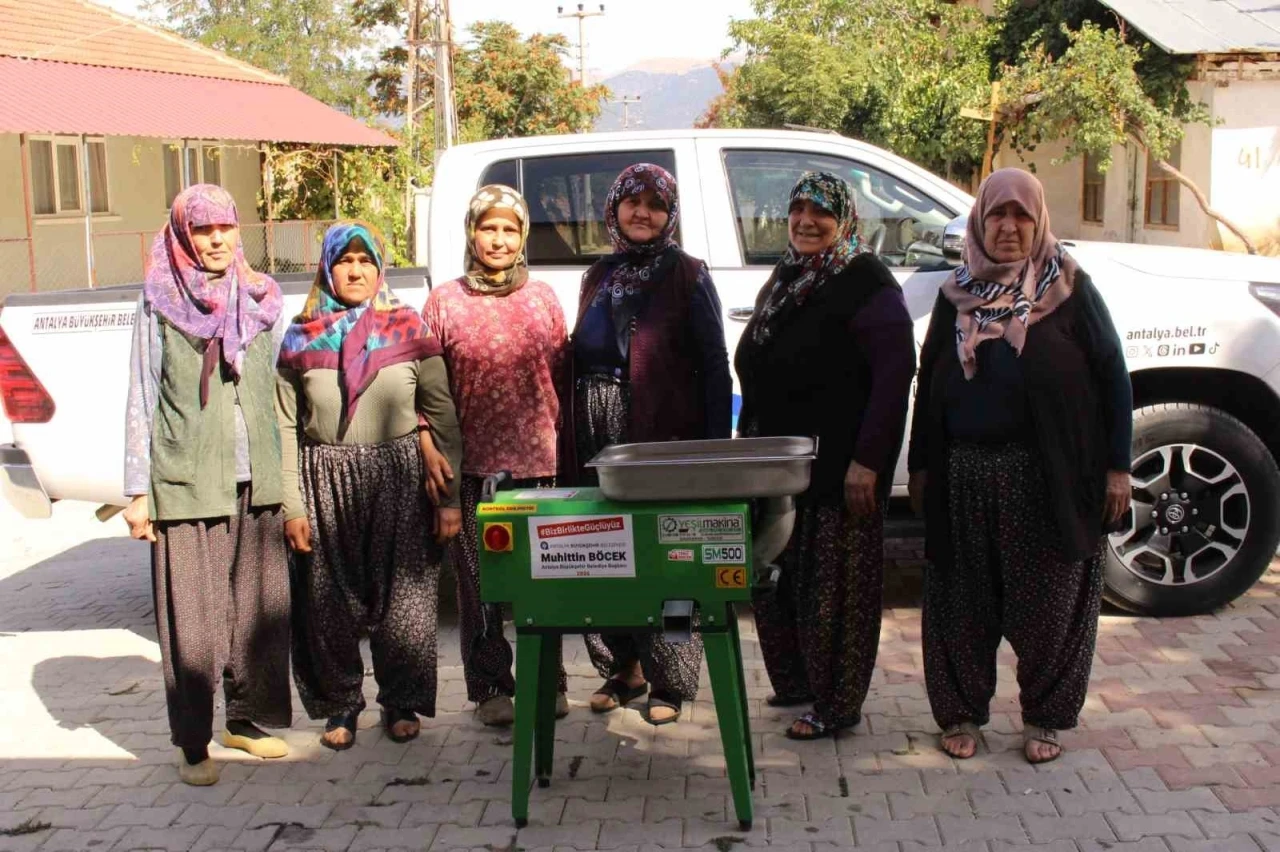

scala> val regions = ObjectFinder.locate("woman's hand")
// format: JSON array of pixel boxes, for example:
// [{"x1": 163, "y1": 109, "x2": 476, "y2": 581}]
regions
[
  {"x1": 908, "y1": 471, "x2": 927, "y2": 518},
  {"x1": 435, "y1": 507, "x2": 462, "y2": 544},
  {"x1": 284, "y1": 517, "x2": 313, "y2": 553},
  {"x1": 123, "y1": 494, "x2": 156, "y2": 543},
  {"x1": 1105, "y1": 469, "x2": 1131, "y2": 526},
  {"x1": 419, "y1": 429, "x2": 454, "y2": 505},
  {"x1": 844, "y1": 461, "x2": 878, "y2": 517}
]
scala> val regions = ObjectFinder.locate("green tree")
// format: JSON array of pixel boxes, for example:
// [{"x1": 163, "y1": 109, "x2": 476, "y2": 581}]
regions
[
  {"x1": 995, "y1": 20, "x2": 1256, "y2": 253},
  {"x1": 700, "y1": 0, "x2": 994, "y2": 182},
  {"x1": 146, "y1": 0, "x2": 369, "y2": 110}
]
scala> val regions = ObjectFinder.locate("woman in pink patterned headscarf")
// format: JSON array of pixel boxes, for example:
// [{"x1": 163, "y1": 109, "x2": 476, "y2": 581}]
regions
[
  {"x1": 123, "y1": 184, "x2": 291, "y2": 786},
  {"x1": 908, "y1": 168, "x2": 1133, "y2": 766}
]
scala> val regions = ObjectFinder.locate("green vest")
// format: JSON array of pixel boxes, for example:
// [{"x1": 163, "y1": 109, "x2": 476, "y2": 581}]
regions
[{"x1": 149, "y1": 322, "x2": 283, "y2": 521}]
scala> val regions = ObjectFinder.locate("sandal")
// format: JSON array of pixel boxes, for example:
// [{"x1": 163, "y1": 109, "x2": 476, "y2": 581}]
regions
[
  {"x1": 590, "y1": 677, "x2": 648, "y2": 713},
  {"x1": 766, "y1": 693, "x2": 814, "y2": 708},
  {"x1": 784, "y1": 711, "x2": 853, "y2": 741},
  {"x1": 321, "y1": 711, "x2": 359, "y2": 751},
  {"x1": 383, "y1": 706, "x2": 419, "y2": 744},
  {"x1": 1024, "y1": 725, "x2": 1062, "y2": 765},
  {"x1": 940, "y1": 722, "x2": 981, "y2": 759},
  {"x1": 646, "y1": 692, "x2": 682, "y2": 726}
]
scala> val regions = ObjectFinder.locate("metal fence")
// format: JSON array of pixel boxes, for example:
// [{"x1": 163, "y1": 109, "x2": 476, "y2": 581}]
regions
[{"x1": 0, "y1": 220, "x2": 334, "y2": 299}]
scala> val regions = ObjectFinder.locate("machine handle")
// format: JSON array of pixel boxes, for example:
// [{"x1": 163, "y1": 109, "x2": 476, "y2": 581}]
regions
[
  {"x1": 753, "y1": 564, "x2": 782, "y2": 595},
  {"x1": 480, "y1": 470, "x2": 514, "y2": 503}
]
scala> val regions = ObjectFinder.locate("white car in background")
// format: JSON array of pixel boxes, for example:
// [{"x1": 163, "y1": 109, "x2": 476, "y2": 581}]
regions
[{"x1": 4, "y1": 129, "x2": 1280, "y2": 617}]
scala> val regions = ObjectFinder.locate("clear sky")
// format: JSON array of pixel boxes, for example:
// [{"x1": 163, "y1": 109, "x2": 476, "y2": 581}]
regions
[{"x1": 96, "y1": 0, "x2": 755, "y2": 79}]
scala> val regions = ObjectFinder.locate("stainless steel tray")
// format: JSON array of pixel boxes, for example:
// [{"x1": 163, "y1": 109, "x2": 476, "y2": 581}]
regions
[{"x1": 586, "y1": 437, "x2": 816, "y2": 502}]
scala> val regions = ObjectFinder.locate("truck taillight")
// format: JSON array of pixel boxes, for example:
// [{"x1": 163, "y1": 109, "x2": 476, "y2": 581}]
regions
[{"x1": 0, "y1": 324, "x2": 55, "y2": 423}]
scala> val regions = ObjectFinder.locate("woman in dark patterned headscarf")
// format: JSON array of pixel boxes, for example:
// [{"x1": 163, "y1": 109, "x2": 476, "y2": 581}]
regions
[
  {"x1": 123, "y1": 184, "x2": 291, "y2": 785},
  {"x1": 736, "y1": 171, "x2": 916, "y2": 740},
  {"x1": 567, "y1": 162, "x2": 733, "y2": 726},
  {"x1": 277, "y1": 221, "x2": 462, "y2": 751}
]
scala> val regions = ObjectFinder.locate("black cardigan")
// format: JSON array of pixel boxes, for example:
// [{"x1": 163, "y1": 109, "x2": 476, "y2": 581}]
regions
[
  {"x1": 736, "y1": 254, "x2": 916, "y2": 505},
  {"x1": 907, "y1": 269, "x2": 1133, "y2": 562}
]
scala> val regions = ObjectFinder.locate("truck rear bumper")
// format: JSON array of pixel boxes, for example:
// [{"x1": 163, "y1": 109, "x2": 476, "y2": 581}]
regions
[{"x1": 1, "y1": 444, "x2": 52, "y2": 519}]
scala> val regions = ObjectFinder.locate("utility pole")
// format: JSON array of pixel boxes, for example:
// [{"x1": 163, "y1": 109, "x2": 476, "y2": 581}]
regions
[
  {"x1": 431, "y1": 0, "x2": 457, "y2": 159},
  {"x1": 610, "y1": 95, "x2": 641, "y2": 129},
  {"x1": 403, "y1": 0, "x2": 422, "y2": 253},
  {"x1": 557, "y1": 3, "x2": 604, "y2": 83}
]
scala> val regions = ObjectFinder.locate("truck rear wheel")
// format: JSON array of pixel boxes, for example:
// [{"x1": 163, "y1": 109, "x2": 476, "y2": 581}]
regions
[{"x1": 1104, "y1": 404, "x2": 1280, "y2": 616}]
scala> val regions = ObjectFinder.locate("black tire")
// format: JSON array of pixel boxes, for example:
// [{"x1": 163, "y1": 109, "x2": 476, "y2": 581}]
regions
[{"x1": 1103, "y1": 404, "x2": 1280, "y2": 616}]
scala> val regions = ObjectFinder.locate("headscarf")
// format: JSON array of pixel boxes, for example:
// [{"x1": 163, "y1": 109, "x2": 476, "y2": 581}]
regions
[
  {"x1": 142, "y1": 183, "x2": 282, "y2": 392},
  {"x1": 278, "y1": 221, "x2": 441, "y2": 424},
  {"x1": 941, "y1": 168, "x2": 1074, "y2": 379},
  {"x1": 748, "y1": 171, "x2": 864, "y2": 346},
  {"x1": 591, "y1": 163, "x2": 681, "y2": 358},
  {"x1": 463, "y1": 184, "x2": 530, "y2": 297}
]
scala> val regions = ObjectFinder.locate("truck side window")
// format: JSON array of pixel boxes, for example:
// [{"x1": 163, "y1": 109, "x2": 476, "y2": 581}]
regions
[
  {"x1": 514, "y1": 150, "x2": 680, "y2": 266},
  {"x1": 723, "y1": 150, "x2": 955, "y2": 269},
  {"x1": 479, "y1": 159, "x2": 519, "y2": 190}
]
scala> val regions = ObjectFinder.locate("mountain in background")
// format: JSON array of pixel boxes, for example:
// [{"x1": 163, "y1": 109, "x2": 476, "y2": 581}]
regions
[{"x1": 594, "y1": 58, "x2": 736, "y2": 131}]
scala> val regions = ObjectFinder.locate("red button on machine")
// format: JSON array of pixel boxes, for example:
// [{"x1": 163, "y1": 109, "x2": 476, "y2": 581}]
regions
[{"x1": 483, "y1": 522, "x2": 513, "y2": 552}]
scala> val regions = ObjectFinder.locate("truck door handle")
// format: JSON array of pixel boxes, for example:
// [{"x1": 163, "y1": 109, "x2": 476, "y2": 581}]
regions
[{"x1": 728, "y1": 307, "x2": 755, "y2": 323}]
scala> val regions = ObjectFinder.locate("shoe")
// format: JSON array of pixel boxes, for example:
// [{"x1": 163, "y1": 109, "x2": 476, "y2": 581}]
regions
[
  {"x1": 646, "y1": 691, "x2": 682, "y2": 726},
  {"x1": 222, "y1": 723, "x2": 289, "y2": 759},
  {"x1": 382, "y1": 706, "x2": 420, "y2": 743},
  {"x1": 589, "y1": 678, "x2": 648, "y2": 713},
  {"x1": 476, "y1": 695, "x2": 515, "y2": 727},
  {"x1": 321, "y1": 711, "x2": 359, "y2": 751},
  {"x1": 555, "y1": 692, "x2": 570, "y2": 719},
  {"x1": 1023, "y1": 725, "x2": 1062, "y2": 765},
  {"x1": 176, "y1": 749, "x2": 219, "y2": 786}
]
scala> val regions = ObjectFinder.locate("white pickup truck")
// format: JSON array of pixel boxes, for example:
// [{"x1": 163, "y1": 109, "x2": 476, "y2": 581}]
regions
[{"x1": 5, "y1": 128, "x2": 1280, "y2": 617}]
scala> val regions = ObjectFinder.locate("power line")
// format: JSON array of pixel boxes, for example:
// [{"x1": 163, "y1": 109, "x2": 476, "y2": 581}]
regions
[{"x1": 556, "y1": 3, "x2": 604, "y2": 84}]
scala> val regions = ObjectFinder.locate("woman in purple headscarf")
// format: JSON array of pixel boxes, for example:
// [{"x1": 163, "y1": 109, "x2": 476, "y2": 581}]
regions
[
  {"x1": 122, "y1": 184, "x2": 291, "y2": 786},
  {"x1": 567, "y1": 163, "x2": 733, "y2": 726}
]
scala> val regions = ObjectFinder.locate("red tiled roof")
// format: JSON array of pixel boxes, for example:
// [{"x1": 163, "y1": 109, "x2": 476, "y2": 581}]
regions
[
  {"x1": 0, "y1": 57, "x2": 397, "y2": 146},
  {"x1": 0, "y1": 0, "x2": 286, "y2": 83}
]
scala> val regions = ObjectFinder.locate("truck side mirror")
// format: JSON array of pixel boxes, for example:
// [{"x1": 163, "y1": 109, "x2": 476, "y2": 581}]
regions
[{"x1": 942, "y1": 215, "x2": 967, "y2": 267}]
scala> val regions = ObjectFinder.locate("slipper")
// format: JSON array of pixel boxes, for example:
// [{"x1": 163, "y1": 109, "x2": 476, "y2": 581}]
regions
[
  {"x1": 1023, "y1": 725, "x2": 1062, "y2": 765},
  {"x1": 784, "y1": 711, "x2": 852, "y2": 741},
  {"x1": 766, "y1": 693, "x2": 814, "y2": 708},
  {"x1": 383, "y1": 706, "x2": 419, "y2": 744},
  {"x1": 221, "y1": 723, "x2": 289, "y2": 759},
  {"x1": 590, "y1": 678, "x2": 648, "y2": 713},
  {"x1": 940, "y1": 722, "x2": 981, "y2": 759},
  {"x1": 646, "y1": 692, "x2": 682, "y2": 726},
  {"x1": 176, "y1": 749, "x2": 219, "y2": 786},
  {"x1": 321, "y1": 711, "x2": 359, "y2": 751}
]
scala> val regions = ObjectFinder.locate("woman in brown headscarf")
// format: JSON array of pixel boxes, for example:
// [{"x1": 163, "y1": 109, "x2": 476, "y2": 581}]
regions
[{"x1": 908, "y1": 168, "x2": 1133, "y2": 764}]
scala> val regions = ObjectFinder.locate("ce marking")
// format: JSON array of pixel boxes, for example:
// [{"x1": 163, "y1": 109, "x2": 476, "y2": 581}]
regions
[{"x1": 715, "y1": 567, "x2": 747, "y2": 588}]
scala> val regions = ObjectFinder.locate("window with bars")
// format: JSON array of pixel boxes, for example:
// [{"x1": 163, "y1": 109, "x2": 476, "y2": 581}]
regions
[
  {"x1": 1145, "y1": 142, "x2": 1181, "y2": 228},
  {"x1": 28, "y1": 137, "x2": 110, "y2": 216},
  {"x1": 1082, "y1": 151, "x2": 1105, "y2": 224},
  {"x1": 163, "y1": 142, "x2": 224, "y2": 208}
]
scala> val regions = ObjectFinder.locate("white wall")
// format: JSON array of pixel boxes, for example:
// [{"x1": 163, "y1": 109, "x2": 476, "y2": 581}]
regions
[{"x1": 1207, "y1": 79, "x2": 1280, "y2": 255}]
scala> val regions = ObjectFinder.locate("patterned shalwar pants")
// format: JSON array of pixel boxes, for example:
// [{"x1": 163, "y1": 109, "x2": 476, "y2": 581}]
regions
[
  {"x1": 291, "y1": 434, "x2": 442, "y2": 719},
  {"x1": 576, "y1": 373, "x2": 704, "y2": 703},
  {"x1": 752, "y1": 499, "x2": 885, "y2": 729},
  {"x1": 151, "y1": 484, "x2": 292, "y2": 749},
  {"x1": 456, "y1": 474, "x2": 568, "y2": 703},
  {"x1": 923, "y1": 443, "x2": 1104, "y2": 731}
]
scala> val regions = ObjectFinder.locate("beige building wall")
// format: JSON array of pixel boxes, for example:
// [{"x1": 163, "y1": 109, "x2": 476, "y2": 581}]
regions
[
  {"x1": 993, "y1": 76, "x2": 1279, "y2": 256},
  {"x1": 0, "y1": 134, "x2": 264, "y2": 297}
]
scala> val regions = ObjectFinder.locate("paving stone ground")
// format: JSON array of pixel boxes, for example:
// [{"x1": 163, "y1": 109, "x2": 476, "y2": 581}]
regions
[{"x1": 4, "y1": 500, "x2": 1280, "y2": 851}]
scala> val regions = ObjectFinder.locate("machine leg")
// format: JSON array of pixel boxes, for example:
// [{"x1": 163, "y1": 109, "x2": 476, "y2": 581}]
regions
[
  {"x1": 728, "y1": 609, "x2": 756, "y2": 789},
  {"x1": 534, "y1": 634, "x2": 561, "y2": 787},
  {"x1": 511, "y1": 631, "x2": 543, "y2": 828},
  {"x1": 703, "y1": 629, "x2": 755, "y2": 830}
]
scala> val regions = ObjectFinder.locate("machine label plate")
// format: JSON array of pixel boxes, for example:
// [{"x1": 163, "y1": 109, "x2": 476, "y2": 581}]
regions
[
  {"x1": 657, "y1": 513, "x2": 746, "y2": 544},
  {"x1": 668, "y1": 548, "x2": 695, "y2": 562},
  {"x1": 529, "y1": 514, "x2": 636, "y2": 578},
  {"x1": 701, "y1": 544, "x2": 747, "y2": 565},
  {"x1": 478, "y1": 503, "x2": 537, "y2": 515}
]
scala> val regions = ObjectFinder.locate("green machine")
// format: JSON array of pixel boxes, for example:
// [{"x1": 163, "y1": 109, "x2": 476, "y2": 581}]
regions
[{"x1": 477, "y1": 437, "x2": 815, "y2": 831}]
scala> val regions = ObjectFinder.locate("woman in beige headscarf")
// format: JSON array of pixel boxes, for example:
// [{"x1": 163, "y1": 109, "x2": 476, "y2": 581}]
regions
[
  {"x1": 420, "y1": 185, "x2": 572, "y2": 727},
  {"x1": 908, "y1": 168, "x2": 1133, "y2": 765}
]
